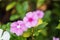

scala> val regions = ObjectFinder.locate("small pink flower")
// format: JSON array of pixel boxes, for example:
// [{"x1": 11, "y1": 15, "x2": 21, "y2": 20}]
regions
[
  {"x1": 53, "y1": 37, "x2": 59, "y2": 40},
  {"x1": 23, "y1": 12, "x2": 38, "y2": 28},
  {"x1": 35, "y1": 10, "x2": 44, "y2": 18},
  {"x1": 10, "y1": 21, "x2": 28, "y2": 36}
]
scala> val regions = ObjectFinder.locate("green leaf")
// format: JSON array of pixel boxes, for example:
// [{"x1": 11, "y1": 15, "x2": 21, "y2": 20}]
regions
[
  {"x1": 16, "y1": 1, "x2": 28, "y2": 19},
  {"x1": 22, "y1": 31, "x2": 31, "y2": 37},
  {"x1": 34, "y1": 33, "x2": 47, "y2": 40},
  {"x1": 1, "y1": 24, "x2": 6, "y2": 30},
  {"x1": 33, "y1": 22, "x2": 48, "y2": 36},
  {"x1": 43, "y1": 10, "x2": 52, "y2": 22},
  {"x1": 19, "y1": 36, "x2": 27, "y2": 40},
  {"x1": 1, "y1": 22, "x2": 11, "y2": 31},
  {"x1": 37, "y1": 0, "x2": 45, "y2": 7},
  {"x1": 6, "y1": 2, "x2": 16, "y2": 11},
  {"x1": 10, "y1": 34, "x2": 19, "y2": 40},
  {"x1": 10, "y1": 14, "x2": 20, "y2": 21},
  {"x1": 40, "y1": 29, "x2": 47, "y2": 36},
  {"x1": 16, "y1": 3, "x2": 22, "y2": 14},
  {"x1": 16, "y1": 3, "x2": 25, "y2": 19},
  {"x1": 56, "y1": 23, "x2": 60, "y2": 29},
  {"x1": 22, "y1": 1, "x2": 28, "y2": 11},
  {"x1": 33, "y1": 30, "x2": 40, "y2": 36},
  {"x1": 36, "y1": 22, "x2": 48, "y2": 30},
  {"x1": 22, "y1": 28, "x2": 32, "y2": 37},
  {"x1": 6, "y1": 22, "x2": 11, "y2": 32}
]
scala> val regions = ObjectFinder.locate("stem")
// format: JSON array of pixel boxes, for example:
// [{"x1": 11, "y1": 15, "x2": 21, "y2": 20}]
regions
[{"x1": 32, "y1": 28, "x2": 34, "y2": 40}]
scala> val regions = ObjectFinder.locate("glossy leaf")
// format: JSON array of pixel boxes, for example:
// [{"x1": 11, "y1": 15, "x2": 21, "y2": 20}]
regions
[
  {"x1": 56, "y1": 23, "x2": 60, "y2": 29},
  {"x1": 40, "y1": 29, "x2": 47, "y2": 36},
  {"x1": 10, "y1": 14, "x2": 20, "y2": 21},
  {"x1": 22, "y1": 31, "x2": 31, "y2": 37},
  {"x1": 43, "y1": 10, "x2": 52, "y2": 22},
  {"x1": 6, "y1": 2, "x2": 16, "y2": 11},
  {"x1": 36, "y1": 22, "x2": 48, "y2": 30},
  {"x1": 16, "y1": 1, "x2": 28, "y2": 19},
  {"x1": 6, "y1": 22, "x2": 11, "y2": 32},
  {"x1": 33, "y1": 22, "x2": 48, "y2": 36}
]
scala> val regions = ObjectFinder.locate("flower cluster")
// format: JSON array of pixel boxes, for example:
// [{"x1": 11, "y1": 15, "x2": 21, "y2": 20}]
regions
[{"x1": 10, "y1": 10, "x2": 44, "y2": 36}]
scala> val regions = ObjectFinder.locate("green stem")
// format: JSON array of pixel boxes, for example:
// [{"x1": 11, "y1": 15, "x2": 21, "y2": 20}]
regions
[{"x1": 32, "y1": 28, "x2": 34, "y2": 40}]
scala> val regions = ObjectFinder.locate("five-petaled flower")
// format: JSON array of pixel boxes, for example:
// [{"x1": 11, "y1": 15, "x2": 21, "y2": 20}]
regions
[
  {"x1": 23, "y1": 12, "x2": 38, "y2": 28},
  {"x1": 10, "y1": 21, "x2": 28, "y2": 36}
]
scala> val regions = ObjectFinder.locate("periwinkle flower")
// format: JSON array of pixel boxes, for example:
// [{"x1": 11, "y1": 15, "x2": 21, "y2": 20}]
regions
[
  {"x1": 23, "y1": 12, "x2": 38, "y2": 28},
  {"x1": 53, "y1": 37, "x2": 59, "y2": 40},
  {"x1": 10, "y1": 21, "x2": 28, "y2": 36}
]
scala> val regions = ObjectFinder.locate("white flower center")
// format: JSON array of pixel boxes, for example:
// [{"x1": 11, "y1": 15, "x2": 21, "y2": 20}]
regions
[{"x1": 17, "y1": 25, "x2": 21, "y2": 28}]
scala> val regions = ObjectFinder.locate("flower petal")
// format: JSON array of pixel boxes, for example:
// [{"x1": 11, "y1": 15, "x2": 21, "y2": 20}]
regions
[
  {"x1": 11, "y1": 22, "x2": 17, "y2": 27},
  {"x1": 35, "y1": 10, "x2": 44, "y2": 18},
  {"x1": 26, "y1": 12, "x2": 33, "y2": 17},
  {"x1": 2, "y1": 31, "x2": 10, "y2": 40},
  {"x1": 15, "y1": 30, "x2": 23, "y2": 36},
  {"x1": 22, "y1": 26, "x2": 28, "y2": 31},
  {"x1": 0, "y1": 29, "x2": 3, "y2": 38},
  {"x1": 31, "y1": 21, "x2": 38, "y2": 27}
]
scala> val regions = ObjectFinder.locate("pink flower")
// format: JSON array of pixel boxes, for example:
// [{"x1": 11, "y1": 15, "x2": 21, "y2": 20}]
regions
[
  {"x1": 53, "y1": 37, "x2": 59, "y2": 40},
  {"x1": 23, "y1": 12, "x2": 38, "y2": 28},
  {"x1": 35, "y1": 10, "x2": 44, "y2": 18},
  {"x1": 10, "y1": 21, "x2": 28, "y2": 36}
]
